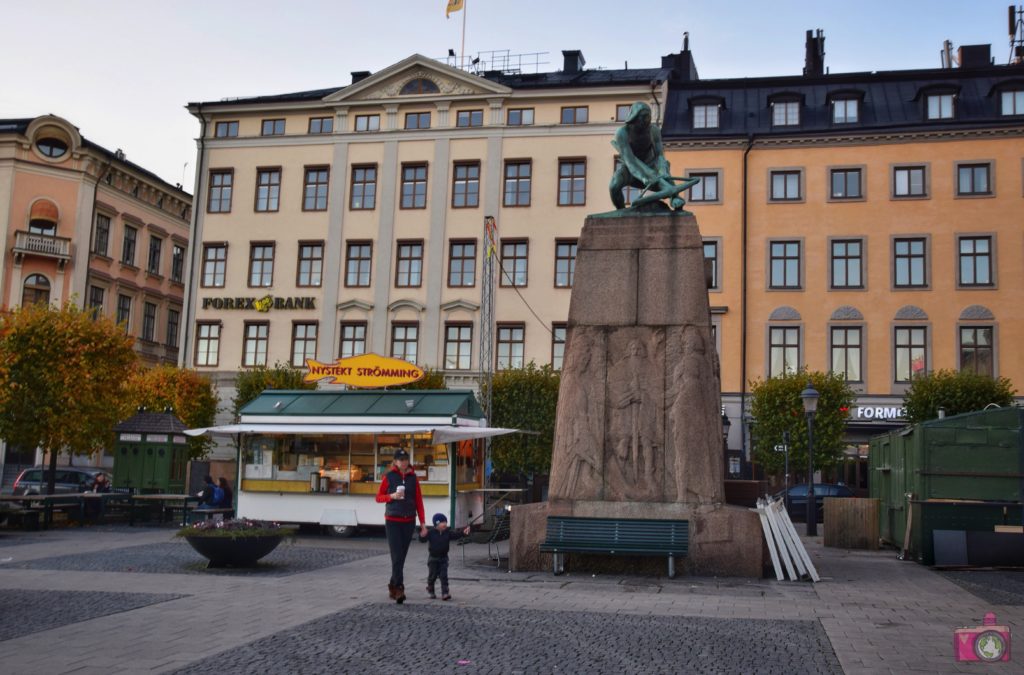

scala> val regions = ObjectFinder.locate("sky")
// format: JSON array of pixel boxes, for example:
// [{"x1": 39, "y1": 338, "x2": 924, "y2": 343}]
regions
[{"x1": 1, "y1": 0, "x2": 1017, "y2": 191}]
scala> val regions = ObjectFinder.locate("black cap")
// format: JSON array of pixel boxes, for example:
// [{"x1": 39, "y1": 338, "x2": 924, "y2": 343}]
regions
[{"x1": 393, "y1": 449, "x2": 410, "y2": 460}]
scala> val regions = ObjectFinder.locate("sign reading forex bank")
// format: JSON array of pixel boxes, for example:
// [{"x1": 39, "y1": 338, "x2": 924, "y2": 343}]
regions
[{"x1": 304, "y1": 354, "x2": 424, "y2": 388}]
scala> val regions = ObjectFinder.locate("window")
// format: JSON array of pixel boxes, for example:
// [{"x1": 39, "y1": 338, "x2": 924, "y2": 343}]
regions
[
  {"x1": 956, "y1": 163, "x2": 991, "y2": 196},
  {"x1": 116, "y1": 294, "x2": 132, "y2": 331},
  {"x1": 142, "y1": 302, "x2": 157, "y2": 342},
  {"x1": 22, "y1": 274, "x2": 50, "y2": 306},
  {"x1": 703, "y1": 241, "x2": 719, "y2": 289},
  {"x1": 214, "y1": 121, "x2": 238, "y2": 138},
  {"x1": 302, "y1": 167, "x2": 329, "y2": 211},
  {"x1": 1001, "y1": 90, "x2": 1024, "y2": 116},
  {"x1": 354, "y1": 114, "x2": 380, "y2": 132},
  {"x1": 500, "y1": 240, "x2": 528, "y2": 287},
  {"x1": 147, "y1": 236, "x2": 162, "y2": 275},
  {"x1": 255, "y1": 169, "x2": 281, "y2": 212},
  {"x1": 444, "y1": 323, "x2": 472, "y2": 370},
  {"x1": 830, "y1": 168, "x2": 862, "y2": 199},
  {"x1": 350, "y1": 165, "x2": 377, "y2": 210},
  {"x1": 830, "y1": 239, "x2": 863, "y2": 289},
  {"x1": 88, "y1": 285, "x2": 104, "y2": 315},
  {"x1": 554, "y1": 239, "x2": 577, "y2": 288},
  {"x1": 693, "y1": 104, "x2": 720, "y2": 129},
  {"x1": 345, "y1": 241, "x2": 372, "y2": 287},
  {"x1": 769, "y1": 327, "x2": 800, "y2": 377},
  {"x1": 195, "y1": 323, "x2": 220, "y2": 367},
  {"x1": 261, "y1": 119, "x2": 285, "y2": 136},
  {"x1": 688, "y1": 172, "x2": 719, "y2": 202},
  {"x1": 960, "y1": 326, "x2": 993, "y2": 376},
  {"x1": 770, "y1": 170, "x2": 801, "y2": 201},
  {"x1": 166, "y1": 308, "x2": 179, "y2": 348},
  {"x1": 497, "y1": 324, "x2": 525, "y2": 369},
  {"x1": 503, "y1": 160, "x2": 531, "y2": 207},
  {"x1": 395, "y1": 240, "x2": 423, "y2": 288},
  {"x1": 832, "y1": 99, "x2": 858, "y2": 124},
  {"x1": 171, "y1": 245, "x2": 185, "y2": 283},
  {"x1": 207, "y1": 170, "x2": 233, "y2": 212},
  {"x1": 202, "y1": 244, "x2": 227, "y2": 287},
  {"x1": 92, "y1": 214, "x2": 110, "y2": 256},
  {"x1": 558, "y1": 159, "x2": 586, "y2": 206},
  {"x1": 552, "y1": 323, "x2": 567, "y2": 370},
  {"x1": 830, "y1": 327, "x2": 862, "y2": 382},
  {"x1": 400, "y1": 164, "x2": 427, "y2": 209},
  {"x1": 297, "y1": 242, "x2": 323, "y2": 287},
  {"x1": 243, "y1": 323, "x2": 269, "y2": 367},
  {"x1": 615, "y1": 104, "x2": 632, "y2": 122},
  {"x1": 772, "y1": 101, "x2": 800, "y2": 126},
  {"x1": 404, "y1": 112, "x2": 431, "y2": 129},
  {"x1": 926, "y1": 94, "x2": 954, "y2": 120},
  {"x1": 121, "y1": 226, "x2": 137, "y2": 265},
  {"x1": 308, "y1": 117, "x2": 333, "y2": 134},
  {"x1": 893, "y1": 238, "x2": 927, "y2": 288},
  {"x1": 456, "y1": 110, "x2": 483, "y2": 127},
  {"x1": 958, "y1": 236, "x2": 993, "y2": 287},
  {"x1": 894, "y1": 326, "x2": 927, "y2": 382},
  {"x1": 893, "y1": 166, "x2": 927, "y2": 197},
  {"x1": 391, "y1": 323, "x2": 418, "y2": 363},
  {"x1": 400, "y1": 78, "x2": 439, "y2": 95},
  {"x1": 560, "y1": 107, "x2": 588, "y2": 124},
  {"x1": 452, "y1": 162, "x2": 480, "y2": 208},
  {"x1": 339, "y1": 322, "x2": 367, "y2": 358},
  {"x1": 36, "y1": 138, "x2": 67, "y2": 158},
  {"x1": 448, "y1": 240, "x2": 476, "y2": 287},
  {"x1": 769, "y1": 241, "x2": 801, "y2": 289},
  {"x1": 249, "y1": 243, "x2": 274, "y2": 287},
  {"x1": 507, "y1": 108, "x2": 534, "y2": 126},
  {"x1": 291, "y1": 323, "x2": 318, "y2": 367}
]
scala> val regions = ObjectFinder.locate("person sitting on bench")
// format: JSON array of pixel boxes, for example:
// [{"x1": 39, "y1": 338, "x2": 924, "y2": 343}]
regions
[{"x1": 196, "y1": 475, "x2": 223, "y2": 510}]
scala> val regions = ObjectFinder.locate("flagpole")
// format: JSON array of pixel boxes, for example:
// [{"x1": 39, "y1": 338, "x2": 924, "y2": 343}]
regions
[{"x1": 460, "y1": 0, "x2": 467, "y2": 69}]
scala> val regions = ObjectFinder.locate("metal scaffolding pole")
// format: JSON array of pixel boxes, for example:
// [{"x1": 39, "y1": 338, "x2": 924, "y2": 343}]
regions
[{"x1": 479, "y1": 215, "x2": 497, "y2": 482}]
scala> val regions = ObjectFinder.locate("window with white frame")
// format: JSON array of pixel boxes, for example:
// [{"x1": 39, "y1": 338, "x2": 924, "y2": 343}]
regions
[
  {"x1": 832, "y1": 98, "x2": 859, "y2": 123},
  {"x1": 772, "y1": 100, "x2": 800, "y2": 126},
  {"x1": 926, "y1": 94, "x2": 954, "y2": 120},
  {"x1": 693, "y1": 104, "x2": 720, "y2": 129}
]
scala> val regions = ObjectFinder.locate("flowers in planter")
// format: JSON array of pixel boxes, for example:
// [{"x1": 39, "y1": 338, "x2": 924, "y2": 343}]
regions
[{"x1": 176, "y1": 518, "x2": 296, "y2": 539}]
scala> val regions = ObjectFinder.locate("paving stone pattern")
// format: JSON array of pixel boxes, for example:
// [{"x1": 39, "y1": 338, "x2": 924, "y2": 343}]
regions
[
  {"x1": 0, "y1": 589, "x2": 182, "y2": 642},
  {"x1": 937, "y1": 570, "x2": 1024, "y2": 607},
  {"x1": 10, "y1": 541, "x2": 387, "y2": 577},
  {"x1": 169, "y1": 603, "x2": 841, "y2": 675}
]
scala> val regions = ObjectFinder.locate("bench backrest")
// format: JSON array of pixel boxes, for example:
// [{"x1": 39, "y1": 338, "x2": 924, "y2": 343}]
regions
[{"x1": 545, "y1": 516, "x2": 689, "y2": 551}]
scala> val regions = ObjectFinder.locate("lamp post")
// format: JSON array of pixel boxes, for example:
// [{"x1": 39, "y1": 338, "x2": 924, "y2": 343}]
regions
[
  {"x1": 721, "y1": 412, "x2": 732, "y2": 476},
  {"x1": 800, "y1": 381, "x2": 820, "y2": 536}
]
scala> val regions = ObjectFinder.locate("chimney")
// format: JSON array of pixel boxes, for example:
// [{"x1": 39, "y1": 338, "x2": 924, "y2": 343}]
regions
[
  {"x1": 661, "y1": 31, "x2": 699, "y2": 81},
  {"x1": 957, "y1": 44, "x2": 992, "y2": 68},
  {"x1": 351, "y1": 71, "x2": 371, "y2": 84},
  {"x1": 803, "y1": 29, "x2": 825, "y2": 77},
  {"x1": 562, "y1": 50, "x2": 586, "y2": 74}
]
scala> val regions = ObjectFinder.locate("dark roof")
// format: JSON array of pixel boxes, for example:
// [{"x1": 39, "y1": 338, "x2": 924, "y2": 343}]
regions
[
  {"x1": 114, "y1": 411, "x2": 188, "y2": 434},
  {"x1": 663, "y1": 65, "x2": 1024, "y2": 139},
  {"x1": 0, "y1": 119, "x2": 32, "y2": 133}
]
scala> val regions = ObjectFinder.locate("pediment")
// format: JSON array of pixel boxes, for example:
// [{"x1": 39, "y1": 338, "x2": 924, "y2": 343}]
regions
[
  {"x1": 440, "y1": 299, "x2": 480, "y2": 313},
  {"x1": 324, "y1": 54, "x2": 511, "y2": 104}
]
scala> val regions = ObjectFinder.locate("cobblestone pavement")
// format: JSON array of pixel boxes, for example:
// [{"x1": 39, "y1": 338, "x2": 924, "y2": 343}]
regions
[
  {"x1": 0, "y1": 526, "x2": 1022, "y2": 674},
  {"x1": 937, "y1": 570, "x2": 1024, "y2": 606},
  {"x1": 168, "y1": 603, "x2": 840, "y2": 675},
  {"x1": 0, "y1": 589, "x2": 182, "y2": 641}
]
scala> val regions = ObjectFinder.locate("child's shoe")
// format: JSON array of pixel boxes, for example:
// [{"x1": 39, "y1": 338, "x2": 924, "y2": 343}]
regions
[{"x1": 442, "y1": 593, "x2": 452, "y2": 601}]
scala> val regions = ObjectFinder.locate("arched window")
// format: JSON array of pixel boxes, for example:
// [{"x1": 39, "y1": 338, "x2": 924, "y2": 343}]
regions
[
  {"x1": 400, "y1": 78, "x2": 440, "y2": 95},
  {"x1": 22, "y1": 274, "x2": 50, "y2": 306}
]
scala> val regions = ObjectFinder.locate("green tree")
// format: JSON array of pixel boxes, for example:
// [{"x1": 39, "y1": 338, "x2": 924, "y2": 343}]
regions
[
  {"x1": 902, "y1": 369, "x2": 1016, "y2": 424},
  {"x1": 486, "y1": 362, "x2": 560, "y2": 476},
  {"x1": 232, "y1": 362, "x2": 314, "y2": 419},
  {"x1": 392, "y1": 367, "x2": 447, "y2": 390},
  {"x1": 0, "y1": 301, "x2": 137, "y2": 494},
  {"x1": 124, "y1": 365, "x2": 219, "y2": 458},
  {"x1": 750, "y1": 370, "x2": 856, "y2": 478}
]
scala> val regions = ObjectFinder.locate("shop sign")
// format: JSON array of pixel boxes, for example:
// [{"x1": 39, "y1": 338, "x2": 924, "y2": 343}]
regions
[
  {"x1": 201, "y1": 295, "x2": 316, "y2": 312},
  {"x1": 854, "y1": 405, "x2": 906, "y2": 420},
  {"x1": 303, "y1": 353, "x2": 424, "y2": 388}
]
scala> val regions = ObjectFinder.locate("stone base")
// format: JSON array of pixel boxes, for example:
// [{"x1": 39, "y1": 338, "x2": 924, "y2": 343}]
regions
[{"x1": 510, "y1": 500, "x2": 764, "y2": 578}]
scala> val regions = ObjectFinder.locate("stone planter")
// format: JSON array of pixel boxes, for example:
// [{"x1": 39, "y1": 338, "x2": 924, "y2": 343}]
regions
[{"x1": 183, "y1": 534, "x2": 285, "y2": 568}]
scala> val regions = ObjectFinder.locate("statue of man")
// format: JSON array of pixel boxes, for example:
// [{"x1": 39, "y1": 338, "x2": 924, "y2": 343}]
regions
[{"x1": 609, "y1": 102, "x2": 698, "y2": 211}]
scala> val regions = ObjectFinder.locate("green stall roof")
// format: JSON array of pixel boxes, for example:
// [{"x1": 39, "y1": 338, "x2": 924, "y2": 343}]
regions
[{"x1": 240, "y1": 389, "x2": 485, "y2": 420}]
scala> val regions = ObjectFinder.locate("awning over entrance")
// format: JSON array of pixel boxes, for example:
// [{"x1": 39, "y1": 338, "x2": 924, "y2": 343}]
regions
[{"x1": 184, "y1": 423, "x2": 516, "y2": 445}]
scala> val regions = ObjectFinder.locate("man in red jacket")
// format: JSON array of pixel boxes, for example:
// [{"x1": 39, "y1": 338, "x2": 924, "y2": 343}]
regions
[{"x1": 376, "y1": 449, "x2": 428, "y2": 604}]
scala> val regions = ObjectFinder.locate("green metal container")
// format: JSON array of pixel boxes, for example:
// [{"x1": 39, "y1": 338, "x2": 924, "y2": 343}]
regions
[
  {"x1": 869, "y1": 407, "x2": 1024, "y2": 564},
  {"x1": 112, "y1": 410, "x2": 189, "y2": 494}
]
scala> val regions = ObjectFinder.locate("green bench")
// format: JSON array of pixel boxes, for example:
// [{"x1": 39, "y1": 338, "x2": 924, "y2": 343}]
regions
[{"x1": 539, "y1": 516, "x2": 689, "y2": 578}]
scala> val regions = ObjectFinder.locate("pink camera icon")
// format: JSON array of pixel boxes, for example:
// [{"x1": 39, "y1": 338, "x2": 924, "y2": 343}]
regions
[{"x1": 954, "y1": 612, "x2": 1011, "y2": 662}]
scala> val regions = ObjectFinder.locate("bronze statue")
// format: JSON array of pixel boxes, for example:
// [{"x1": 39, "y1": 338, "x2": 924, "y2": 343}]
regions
[{"x1": 609, "y1": 102, "x2": 699, "y2": 211}]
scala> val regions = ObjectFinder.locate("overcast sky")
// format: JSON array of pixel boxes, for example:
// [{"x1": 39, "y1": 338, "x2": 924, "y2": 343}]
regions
[{"x1": 1, "y1": 0, "x2": 1015, "y2": 191}]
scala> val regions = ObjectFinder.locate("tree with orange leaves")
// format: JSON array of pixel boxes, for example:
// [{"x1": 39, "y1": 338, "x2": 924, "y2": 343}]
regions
[{"x1": 123, "y1": 364, "x2": 219, "y2": 459}]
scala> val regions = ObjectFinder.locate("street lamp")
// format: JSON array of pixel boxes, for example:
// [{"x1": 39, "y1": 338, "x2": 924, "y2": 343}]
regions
[
  {"x1": 721, "y1": 412, "x2": 732, "y2": 476},
  {"x1": 800, "y1": 381, "x2": 820, "y2": 536}
]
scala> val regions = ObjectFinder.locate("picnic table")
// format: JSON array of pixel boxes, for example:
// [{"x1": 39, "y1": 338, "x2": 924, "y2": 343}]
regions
[
  {"x1": 128, "y1": 493, "x2": 201, "y2": 527},
  {"x1": 0, "y1": 492, "x2": 132, "y2": 529}
]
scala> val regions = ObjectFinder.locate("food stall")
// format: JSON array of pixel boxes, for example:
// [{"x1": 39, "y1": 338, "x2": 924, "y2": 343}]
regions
[{"x1": 185, "y1": 389, "x2": 513, "y2": 534}]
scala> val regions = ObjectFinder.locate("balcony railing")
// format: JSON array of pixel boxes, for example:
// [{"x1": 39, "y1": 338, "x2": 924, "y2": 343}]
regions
[{"x1": 14, "y1": 230, "x2": 72, "y2": 261}]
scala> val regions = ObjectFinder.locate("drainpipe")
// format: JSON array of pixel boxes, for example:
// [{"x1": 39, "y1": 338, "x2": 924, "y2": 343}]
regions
[
  {"x1": 740, "y1": 134, "x2": 754, "y2": 466},
  {"x1": 181, "y1": 103, "x2": 206, "y2": 365}
]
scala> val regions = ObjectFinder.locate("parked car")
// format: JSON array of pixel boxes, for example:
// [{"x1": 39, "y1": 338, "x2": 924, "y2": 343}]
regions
[
  {"x1": 774, "y1": 483, "x2": 856, "y2": 522},
  {"x1": 11, "y1": 466, "x2": 111, "y2": 496}
]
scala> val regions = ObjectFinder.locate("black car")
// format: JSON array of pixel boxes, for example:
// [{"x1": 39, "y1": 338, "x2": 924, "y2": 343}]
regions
[
  {"x1": 774, "y1": 483, "x2": 856, "y2": 522},
  {"x1": 12, "y1": 466, "x2": 111, "y2": 496}
]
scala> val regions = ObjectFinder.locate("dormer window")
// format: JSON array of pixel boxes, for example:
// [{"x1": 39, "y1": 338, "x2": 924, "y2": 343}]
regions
[
  {"x1": 36, "y1": 138, "x2": 68, "y2": 158},
  {"x1": 832, "y1": 98, "x2": 859, "y2": 124},
  {"x1": 927, "y1": 93, "x2": 955, "y2": 120},
  {"x1": 400, "y1": 78, "x2": 440, "y2": 95},
  {"x1": 771, "y1": 100, "x2": 800, "y2": 127},
  {"x1": 693, "y1": 103, "x2": 720, "y2": 129},
  {"x1": 1001, "y1": 89, "x2": 1024, "y2": 115}
]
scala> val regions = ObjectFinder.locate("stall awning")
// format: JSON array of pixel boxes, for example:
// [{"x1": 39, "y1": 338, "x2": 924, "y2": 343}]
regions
[{"x1": 184, "y1": 423, "x2": 516, "y2": 444}]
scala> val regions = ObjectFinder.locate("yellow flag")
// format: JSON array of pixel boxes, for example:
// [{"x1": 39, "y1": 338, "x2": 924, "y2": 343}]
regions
[{"x1": 446, "y1": 0, "x2": 464, "y2": 18}]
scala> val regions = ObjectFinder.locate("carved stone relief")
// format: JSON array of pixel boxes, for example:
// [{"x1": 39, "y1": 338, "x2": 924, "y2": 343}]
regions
[{"x1": 359, "y1": 68, "x2": 480, "y2": 100}]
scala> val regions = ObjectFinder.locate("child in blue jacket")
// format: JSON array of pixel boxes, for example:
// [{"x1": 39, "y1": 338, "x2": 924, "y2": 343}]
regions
[{"x1": 419, "y1": 513, "x2": 470, "y2": 600}]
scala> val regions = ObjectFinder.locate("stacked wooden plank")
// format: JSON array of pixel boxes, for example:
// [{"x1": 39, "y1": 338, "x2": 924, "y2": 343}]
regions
[{"x1": 754, "y1": 496, "x2": 820, "y2": 582}]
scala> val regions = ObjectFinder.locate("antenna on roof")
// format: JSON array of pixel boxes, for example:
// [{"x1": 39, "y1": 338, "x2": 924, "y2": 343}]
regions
[{"x1": 1010, "y1": 5, "x2": 1024, "y2": 64}]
